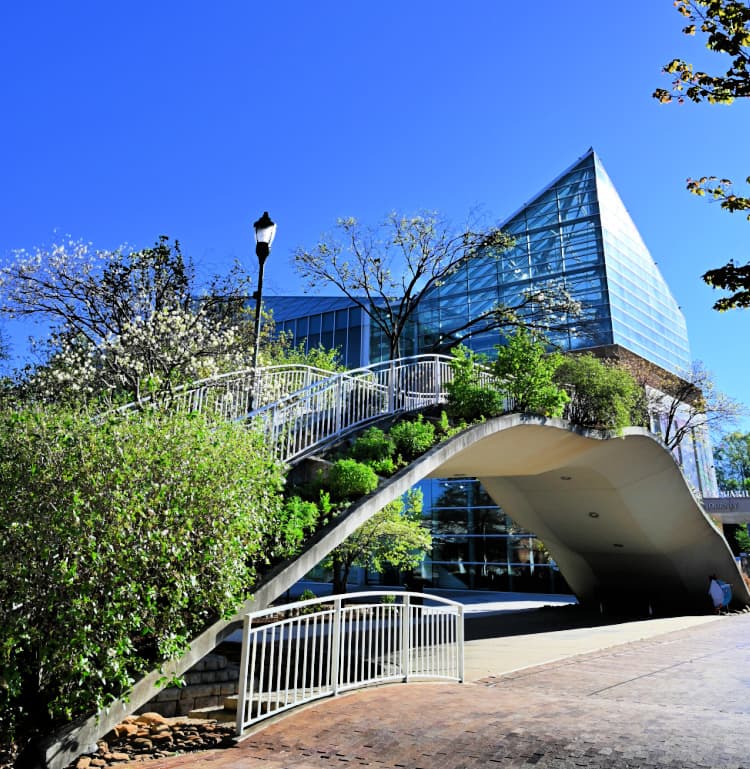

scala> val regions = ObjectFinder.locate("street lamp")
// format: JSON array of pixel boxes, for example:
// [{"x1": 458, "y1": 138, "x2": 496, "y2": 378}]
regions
[
  {"x1": 251, "y1": 211, "x2": 277, "y2": 370},
  {"x1": 250, "y1": 211, "x2": 277, "y2": 409}
]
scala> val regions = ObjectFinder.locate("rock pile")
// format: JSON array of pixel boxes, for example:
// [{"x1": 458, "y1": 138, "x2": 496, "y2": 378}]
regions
[{"x1": 72, "y1": 712, "x2": 235, "y2": 767}]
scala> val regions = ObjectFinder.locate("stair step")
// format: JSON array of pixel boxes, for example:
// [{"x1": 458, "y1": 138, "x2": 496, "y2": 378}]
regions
[{"x1": 186, "y1": 705, "x2": 236, "y2": 723}]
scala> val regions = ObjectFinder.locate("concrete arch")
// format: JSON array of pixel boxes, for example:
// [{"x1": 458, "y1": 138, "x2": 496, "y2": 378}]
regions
[{"x1": 273, "y1": 412, "x2": 748, "y2": 611}]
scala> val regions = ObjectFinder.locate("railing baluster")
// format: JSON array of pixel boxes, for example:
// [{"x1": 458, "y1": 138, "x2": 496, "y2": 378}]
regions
[
  {"x1": 292, "y1": 616, "x2": 302, "y2": 704},
  {"x1": 257, "y1": 627, "x2": 267, "y2": 716},
  {"x1": 283, "y1": 619, "x2": 292, "y2": 707},
  {"x1": 301, "y1": 615, "x2": 310, "y2": 701}
]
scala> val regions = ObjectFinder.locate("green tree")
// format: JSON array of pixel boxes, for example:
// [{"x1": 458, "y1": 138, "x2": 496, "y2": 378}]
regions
[
  {"x1": 294, "y1": 211, "x2": 583, "y2": 359},
  {"x1": 654, "y1": 0, "x2": 750, "y2": 310},
  {"x1": 554, "y1": 353, "x2": 646, "y2": 432},
  {"x1": 492, "y1": 329, "x2": 569, "y2": 418},
  {"x1": 326, "y1": 489, "x2": 431, "y2": 594},
  {"x1": 0, "y1": 405, "x2": 289, "y2": 758},
  {"x1": 735, "y1": 523, "x2": 750, "y2": 553},
  {"x1": 714, "y1": 431, "x2": 750, "y2": 492}
]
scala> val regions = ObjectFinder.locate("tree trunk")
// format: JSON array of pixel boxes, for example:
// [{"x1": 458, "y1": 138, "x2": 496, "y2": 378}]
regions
[{"x1": 331, "y1": 554, "x2": 350, "y2": 594}]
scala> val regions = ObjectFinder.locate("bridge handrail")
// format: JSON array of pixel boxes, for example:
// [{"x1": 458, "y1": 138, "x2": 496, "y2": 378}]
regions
[
  {"x1": 235, "y1": 590, "x2": 464, "y2": 733},
  {"x1": 246, "y1": 354, "x2": 479, "y2": 463},
  {"x1": 111, "y1": 353, "x2": 498, "y2": 464},
  {"x1": 113, "y1": 363, "x2": 341, "y2": 415}
]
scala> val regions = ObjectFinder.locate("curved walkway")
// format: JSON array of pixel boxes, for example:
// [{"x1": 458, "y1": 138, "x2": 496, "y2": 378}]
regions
[{"x1": 129, "y1": 609, "x2": 750, "y2": 769}]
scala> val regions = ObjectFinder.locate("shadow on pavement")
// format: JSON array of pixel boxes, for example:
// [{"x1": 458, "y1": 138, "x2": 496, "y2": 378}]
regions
[{"x1": 463, "y1": 604, "x2": 693, "y2": 641}]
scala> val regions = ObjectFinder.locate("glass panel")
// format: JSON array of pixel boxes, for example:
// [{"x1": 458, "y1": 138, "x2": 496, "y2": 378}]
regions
[{"x1": 335, "y1": 309, "x2": 349, "y2": 329}]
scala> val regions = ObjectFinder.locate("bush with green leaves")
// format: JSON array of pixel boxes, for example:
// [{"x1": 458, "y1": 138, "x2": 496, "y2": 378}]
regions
[
  {"x1": 351, "y1": 426, "x2": 395, "y2": 464},
  {"x1": 389, "y1": 415, "x2": 436, "y2": 461},
  {"x1": 279, "y1": 496, "x2": 322, "y2": 550},
  {"x1": 445, "y1": 345, "x2": 505, "y2": 422},
  {"x1": 554, "y1": 353, "x2": 645, "y2": 431},
  {"x1": 327, "y1": 458, "x2": 379, "y2": 502},
  {"x1": 368, "y1": 455, "x2": 399, "y2": 476},
  {"x1": 493, "y1": 329, "x2": 569, "y2": 417},
  {"x1": 0, "y1": 405, "x2": 288, "y2": 755}
]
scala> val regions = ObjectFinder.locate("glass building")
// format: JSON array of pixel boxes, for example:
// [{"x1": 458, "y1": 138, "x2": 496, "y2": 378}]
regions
[{"x1": 266, "y1": 149, "x2": 715, "y2": 591}]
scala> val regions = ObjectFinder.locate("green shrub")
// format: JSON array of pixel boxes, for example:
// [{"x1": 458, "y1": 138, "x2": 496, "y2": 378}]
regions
[
  {"x1": 351, "y1": 426, "x2": 395, "y2": 463},
  {"x1": 327, "y1": 458, "x2": 379, "y2": 501},
  {"x1": 280, "y1": 496, "x2": 321, "y2": 550},
  {"x1": 369, "y1": 456, "x2": 399, "y2": 476},
  {"x1": 0, "y1": 405, "x2": 286, "y2": 753},
  {"x1": 445, "y1": 345, "x2": 506, "y2": 422},
  {"x1": 493, "y1": 329, "x2": 569, "y2": 418},
  {"x1": 554, "y1": 353, "x2": 643, "y2": 431},
  {"x1": 447, "y1": 382, "x2": 505, "y2": 422},
  {"x1": 389, "y1": 415, "x2": 436, "y2": 460}
]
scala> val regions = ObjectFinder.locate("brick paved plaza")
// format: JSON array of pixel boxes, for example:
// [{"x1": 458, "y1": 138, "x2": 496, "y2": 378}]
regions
[{"x1": 136, "y1": 613, "x2": 750, "y2": 769}]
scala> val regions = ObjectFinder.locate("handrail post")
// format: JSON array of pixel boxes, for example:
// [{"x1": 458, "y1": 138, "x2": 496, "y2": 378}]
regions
[
  {"x1": 331, "y1": 596, "x2": 342, "y2": 695},
  {"x1": 236, "y1": 613, "x2": 253, "y2": 735},
  {"x1": 387, "y1": 362, "x2": 395, "y2": 414},
  {"x1": 401, "y1": 594, "x2": 411, "y2": 682},
  {"x1": 457, "y1": 604, "x2": 464, "y2": 683},
  {"x1": 331, "y1": 377, "x2": 341, "y2": 436}
]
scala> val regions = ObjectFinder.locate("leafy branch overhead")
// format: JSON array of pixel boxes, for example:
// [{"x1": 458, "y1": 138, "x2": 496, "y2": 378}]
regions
[{"x1": 654, "y1": 0, "x2": 750, "y2": 310}]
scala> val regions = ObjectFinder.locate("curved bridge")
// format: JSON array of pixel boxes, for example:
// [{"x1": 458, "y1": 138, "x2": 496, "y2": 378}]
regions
[
  {"x1": 45, "y1": 364, "x2": 749, "y2": 769},
  {"x1": 268, "y1": 414, "x2": 749, "y2": 612}
]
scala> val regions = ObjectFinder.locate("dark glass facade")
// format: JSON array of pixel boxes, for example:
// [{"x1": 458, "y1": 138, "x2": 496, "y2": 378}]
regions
[
  {"x1": 266, "y1": 150, "x2": 713, "y2": 591},
  {"x1": 265, "y1": 296, "x2": 368, "y2": 369}
]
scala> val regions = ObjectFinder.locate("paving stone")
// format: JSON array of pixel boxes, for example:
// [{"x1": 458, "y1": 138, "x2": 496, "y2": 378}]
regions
[{"x1": 82, "y1": 614, "x2": 750, "y2": 769}]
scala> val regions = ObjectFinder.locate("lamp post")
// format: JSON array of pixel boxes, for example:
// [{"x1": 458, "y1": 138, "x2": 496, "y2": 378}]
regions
[{"x1": 250, "y1": 211, "x2": 277, "y2": 408}]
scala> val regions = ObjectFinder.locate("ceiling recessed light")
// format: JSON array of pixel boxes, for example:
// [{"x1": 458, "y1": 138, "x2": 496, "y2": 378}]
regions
[
  {"x1": 588, "y1": 512, "x2": 600, "y2": 518},
  {"x1": 560, "y1": 475, "x2": 572, "y2": 481}
]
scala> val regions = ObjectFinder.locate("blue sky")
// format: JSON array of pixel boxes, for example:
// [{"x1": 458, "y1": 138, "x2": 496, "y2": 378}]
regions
[{"x1": 0, "y1": 1, "x2": 748, "y2": 430}]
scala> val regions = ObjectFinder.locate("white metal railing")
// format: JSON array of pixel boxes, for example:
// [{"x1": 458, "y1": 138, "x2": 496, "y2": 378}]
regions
[
  {"x1": 112, "y1": 354, "x2": 499, "y2": 463},
  {"x1": 235, "y1": 591, "x2": 464, "y2": 734},
  {"x1": 115, "y1": 364, "x2": 338, "y2": 419},
  {"x1": 248, "y1": 354, "x2": 462, "y2": 463}
]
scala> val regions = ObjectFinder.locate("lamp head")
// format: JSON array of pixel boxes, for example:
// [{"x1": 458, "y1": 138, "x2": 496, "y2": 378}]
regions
[{"x1": 253, "y1": 211, "x2": 277, "y2": 260}]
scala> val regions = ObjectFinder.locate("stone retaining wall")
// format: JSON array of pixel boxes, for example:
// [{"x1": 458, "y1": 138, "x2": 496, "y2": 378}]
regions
[{"x1": 136, "y1": 653, "x2": 240, "y2": 717}]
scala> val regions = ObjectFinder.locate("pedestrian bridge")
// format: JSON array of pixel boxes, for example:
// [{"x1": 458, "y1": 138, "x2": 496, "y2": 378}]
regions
[
  {"x1": 46, "y1": 355, "x2": 748, "y2": 769},
  {"x1": 151, "y1": 353, "x2": 746, "y2": 610}
]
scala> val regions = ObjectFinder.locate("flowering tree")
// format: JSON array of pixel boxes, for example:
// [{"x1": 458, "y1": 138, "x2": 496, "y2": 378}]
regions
[
  {"x1": 615, "y1": 355, "x2": 746, "y2": 451},
  {"x1": 0, "y1": 236, "x2": 253, "y2": 405},
  {"x1": 31, "y1": 305, "x2": 248, "y2": 405},
  {"x1": 644, "y1": 362, "x2": 746, "y2": 451}
]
